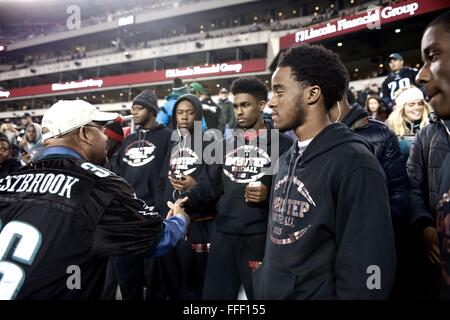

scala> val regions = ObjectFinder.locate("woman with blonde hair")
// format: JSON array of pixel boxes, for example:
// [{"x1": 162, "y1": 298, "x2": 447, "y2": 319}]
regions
[
  {"x1": 385, "y1": 86, "x2": 433, "y2": 164},
  {"x1": 386, "y1": 86, "x2": 432, "y2": 136}
]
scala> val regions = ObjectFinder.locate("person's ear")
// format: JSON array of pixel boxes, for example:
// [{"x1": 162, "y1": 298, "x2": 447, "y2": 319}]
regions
[
  {"x1": 78, "y1": 127, "x2": 90, "y2": 144},
  {"x1": 306, "y1": 85, "x2": 321, "y2": 105}
]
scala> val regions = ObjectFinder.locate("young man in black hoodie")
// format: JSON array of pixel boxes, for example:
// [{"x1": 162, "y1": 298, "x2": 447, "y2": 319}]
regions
[
  {"x1": 254, "y1": 44, "x2": 396, "y2": 299},
  {"x1": 111, "y1": 90, "x2": 173, "y2": 300},
  {"x1": 156, "y1": 94, "x2": 215, "y2": 300},
  {"x1": 181, "y1": 77, "x2": 293, "y2": 299}
]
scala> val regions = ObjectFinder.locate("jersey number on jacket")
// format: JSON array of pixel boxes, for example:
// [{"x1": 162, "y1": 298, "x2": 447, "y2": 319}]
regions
[{"x1": 0, "y1": 220, "x2": 42, "y2": 300}]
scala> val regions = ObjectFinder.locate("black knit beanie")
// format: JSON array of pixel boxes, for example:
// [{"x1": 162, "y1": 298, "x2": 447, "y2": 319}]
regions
[{"x1": 132, "y1": 90, "x2": 159, "y2": 116}]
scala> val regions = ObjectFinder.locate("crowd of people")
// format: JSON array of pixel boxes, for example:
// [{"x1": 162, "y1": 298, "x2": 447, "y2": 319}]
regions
[
  {"x1": 0, "y1": 10, "x2": 449, "y2": 300},
  {"x1": 0, "y1": 0, "x2": 206, "y2": 42},
  {"x1": 1, "y1": 0, "x2": 395, "y2": 72}
]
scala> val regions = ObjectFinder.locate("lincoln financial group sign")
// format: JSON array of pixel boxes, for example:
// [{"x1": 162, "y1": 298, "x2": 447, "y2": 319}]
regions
[
  {"x1": 295, "y1": 2, "x2": 419, "y2": 43},
  {"x1": 279, "y1": 0, "x2": 449, "y2": 49}
]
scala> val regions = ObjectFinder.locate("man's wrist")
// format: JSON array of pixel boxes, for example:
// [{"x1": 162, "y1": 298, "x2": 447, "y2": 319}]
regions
[{"x1": 174, "y1": 211, "x2": 190, "y2": 225}]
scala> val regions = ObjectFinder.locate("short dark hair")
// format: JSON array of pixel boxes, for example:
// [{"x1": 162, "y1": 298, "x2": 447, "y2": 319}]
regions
[
  {"x1": 230, "y1": 76, "x2": 268, "y2": 102},
  {"x1": 426, "y1": 10, "x2": 450, "y2": 33},
  {"x1": 278, "y1": 44, "x2": 349, "y2": 111}
]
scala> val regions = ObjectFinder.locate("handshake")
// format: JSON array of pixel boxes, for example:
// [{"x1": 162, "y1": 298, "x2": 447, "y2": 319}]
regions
[{"x1": 166, "y1": 196, "x2": 190, "y2": 224}]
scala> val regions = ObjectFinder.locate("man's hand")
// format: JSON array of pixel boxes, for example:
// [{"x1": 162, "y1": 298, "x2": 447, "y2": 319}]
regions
[
  {"x1": 423, "y1": 226, "x2": 443, "y2": 265},
  {"x1": 167, "y1": 196, "x2": 190, "y2": 221},
  {"x1": 169, "y1": 175, "x2": 197, "y2": 191},
  {"x1": 245, "y1": 182, "x2": 268, "y2": 203}
]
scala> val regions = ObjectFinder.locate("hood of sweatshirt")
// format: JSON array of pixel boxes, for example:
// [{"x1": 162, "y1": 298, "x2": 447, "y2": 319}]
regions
[
  {"x1": 23, "y1": 123, "x2": 43, "y2": 152},
  {"x1": 170, "y1": 94, "x2": 203, "y2": 131}
]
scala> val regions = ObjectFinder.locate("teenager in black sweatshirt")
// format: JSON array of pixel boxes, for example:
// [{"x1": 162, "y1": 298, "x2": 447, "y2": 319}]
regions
[
  {"x1": 156, "y1": 94, "x2": 215, "y2": 299},
  {"x1": 181, "y1": 77, "x2": 293, "y2": 299},
  {"x1": 111, "y1": 90, "x2": 172, "y2": 300},
  {"x1": 253, "y1": 45, "x2": 396, "y2": 299}
]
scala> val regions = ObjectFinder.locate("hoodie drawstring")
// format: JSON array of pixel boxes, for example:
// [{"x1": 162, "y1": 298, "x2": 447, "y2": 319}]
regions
[
  {"x1": 281, "y1": 147, "x2": 301, "y2": 214},
  {"x1": 138, "y1": 129, "x2": 148, "y2": 154}
]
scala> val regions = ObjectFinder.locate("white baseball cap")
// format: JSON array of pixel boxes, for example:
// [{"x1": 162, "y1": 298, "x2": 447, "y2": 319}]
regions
[{"x1": 42, "y1": 100, "x2": 118, "y2": 142}]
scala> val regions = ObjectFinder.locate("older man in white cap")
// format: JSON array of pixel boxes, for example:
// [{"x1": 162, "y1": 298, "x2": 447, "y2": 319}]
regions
[{"x1": 0, "y1": 100, "x2": 189, "y2": 300}]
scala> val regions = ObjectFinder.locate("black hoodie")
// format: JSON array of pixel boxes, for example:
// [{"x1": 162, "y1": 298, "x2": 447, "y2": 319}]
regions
[
  {"x1": 253, "y1": 123, "x2": 396, "y2": 299},
  {"x1": 156, "y1": 94, "x2": 215, "y2": 218},
  {"x1": 183, "y1": 120, "x2": 293, "y2": 235},
  {"x1": 114, "y1": 124, "x2": 172, "y2": 214}
]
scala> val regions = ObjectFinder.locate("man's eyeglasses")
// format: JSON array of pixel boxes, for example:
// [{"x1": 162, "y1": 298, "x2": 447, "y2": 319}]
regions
[{"x1": 84, "y1": 123, "x2": 107, "y2": 134}]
